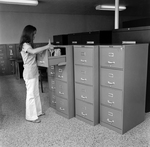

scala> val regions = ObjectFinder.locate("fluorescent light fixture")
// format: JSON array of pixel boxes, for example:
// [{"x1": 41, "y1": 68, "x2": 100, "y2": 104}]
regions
[
  {"x1": 0, "y1": 0, "x2": 38, "y2": 6},
  {"x1": 96, "y1": 5, "x2": 126, "y2": 11}
]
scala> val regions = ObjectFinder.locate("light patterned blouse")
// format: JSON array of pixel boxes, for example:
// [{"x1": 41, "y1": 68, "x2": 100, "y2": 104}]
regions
[{"x1": 21, "y1": 43, "x2": 39, "y2": 80}]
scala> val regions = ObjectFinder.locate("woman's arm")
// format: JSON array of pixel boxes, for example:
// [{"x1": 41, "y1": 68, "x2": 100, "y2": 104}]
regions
[{"x1": 27, "y1": 40, "x2": 55, "y2": 54}]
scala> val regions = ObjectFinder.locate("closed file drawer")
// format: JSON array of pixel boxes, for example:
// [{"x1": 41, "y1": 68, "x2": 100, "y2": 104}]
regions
[
  {"x1": 101, "y1": 68, "x2": 123, "y2": 90},
  {"x1": 74, "y1": 46, "x2": 93, "y2": 66},
  {"x1": 6, "y1": 44, "x2": 16, "y2": 59},
  {"x1": 0, "y1": 53, "x2": 5, "y2": 57},
  {"x1": 55, "y1": 65, "x2": 67, "y2": 81},
  {"x1": 0, "y1": 60, "x2": 6, "y2": 66},
  {"x1": 75, "y1": 83, "x2": 94, "y2": 104},
  {"x1": 75, "y1": 65, "x2": 93, "y2": 85},
  {"x1": 0, "y1": 62, "x2": 5, "y2": 68},
  {"x1": 49, "y1": 91, "x2": 56, "y2": 108},
  {"x1": 56, "y1": 80, "x2": 68, "y2": 99},
  {"x1": 56, "y1": 97, "x2": 68, "y2": 115},
  {"x1": 0, "y1": 66, "x2": 6, "y2": 72},
  {"x1": 48, "y1": 65, "x2": 55, "y2": 77},
  {"x1": 76, "y1": 100, "x2": 94, "y2": 122},
  {"x1": 100, "y1": 86, "x2": 123, "y2": 109},
  {"x1": 100, "y1": 105, "x2": 122, "y2": 129},
  {"x1": 100, "y1": 46, "x2": 124, "y2": 69},
  {"x1": 0, "y1": 45, "x2": 5, "y2": 52},
  {"x1": 48, "y1": 77, "x2": 56, "y2": 91}
]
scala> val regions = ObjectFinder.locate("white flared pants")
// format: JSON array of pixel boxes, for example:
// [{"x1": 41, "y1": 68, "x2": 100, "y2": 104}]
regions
[{"x1": 24, "y1": 77, "x2": 42, "y2": 121}]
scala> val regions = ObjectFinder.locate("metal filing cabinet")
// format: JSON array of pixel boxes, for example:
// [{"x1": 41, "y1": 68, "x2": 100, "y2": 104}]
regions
[
  {"x1": 0, "y1": 44, "x2": 8, "y2": 75},
  {"x1": 55, "y1": 46, "x2": 74, "y2": 119},
  {"x1": 100, "y1": 44, "x2": 148, "y2": 134},
  {"x1": 37, "y1": 46, "x2": 75, "y2": 119},
  {"x1": 6, "y1": 44, "x2": 17, "y2": 75},
  {"x1": 74, "y1": 45, "x2": 99, "y2": 126}
]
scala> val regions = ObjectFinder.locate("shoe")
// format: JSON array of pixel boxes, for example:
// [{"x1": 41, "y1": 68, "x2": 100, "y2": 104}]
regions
[
  {"x1": 26, "y1": 118, "x2": 41, "y2": 123},
  {"x1": 38, "y1": 112, "x2": 45, "y2": 117}
]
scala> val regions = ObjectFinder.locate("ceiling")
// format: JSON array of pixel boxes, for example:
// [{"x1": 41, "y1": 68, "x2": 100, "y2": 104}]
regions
[{"x1": 0, "y1": 0, "x2": 150, "y2": 17}]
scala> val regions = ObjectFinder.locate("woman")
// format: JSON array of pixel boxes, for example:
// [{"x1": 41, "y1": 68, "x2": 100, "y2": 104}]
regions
[{"x1": 19, "y1": 25, "x2": 54, "y2": 123}]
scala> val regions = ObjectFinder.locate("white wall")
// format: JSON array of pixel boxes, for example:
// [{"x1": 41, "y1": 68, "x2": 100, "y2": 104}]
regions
[{"x1": 0, "y1": 12, "x2": 115, "y2": 44}]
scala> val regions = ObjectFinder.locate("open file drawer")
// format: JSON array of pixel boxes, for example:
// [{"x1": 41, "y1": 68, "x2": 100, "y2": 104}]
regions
[{"x1": 37, "y1": 49, "x2": 66, "y2": 67}]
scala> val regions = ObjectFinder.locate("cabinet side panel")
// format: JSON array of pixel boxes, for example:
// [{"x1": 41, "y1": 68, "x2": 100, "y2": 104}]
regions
[
  {"x1": 93, "y1": 46, "x2": 99, "y2": 124},
  {"x1": 66, "y1": 46, "x2": 75, "y2": 118},
  {"x1": 123, "y1": 44, "x2": 148, "y2": 133}
]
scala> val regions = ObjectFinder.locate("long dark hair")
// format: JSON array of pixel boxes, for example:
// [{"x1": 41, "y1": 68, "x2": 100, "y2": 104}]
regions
[{"x1": 19, "y1": 25, "x2": 37, "y2": 52}]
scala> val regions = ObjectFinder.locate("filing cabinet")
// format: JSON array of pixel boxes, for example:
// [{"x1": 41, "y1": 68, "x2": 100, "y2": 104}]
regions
[
  {"x1": 82, "y1": 31, "x2": 112, "y2": 45},
  {"x1": 38, "y1": 46, "x2": 75, "y2": 119},
  {"x1": 68, "y1": 33, "x2": 84, "y2": 45},
  {"x1": 0, "y1": 44, "x2": 8, "y2": 75},
  {"x1": 53, "y1": 34, "x2": 68, "y2": 45},
  {"x1": 55, "y1": 46, "x2": 74, "y2": 119},
  {"x1": 6, "y1": 44, "x2": 16, "y2": 75},
  {"x1": 74, "y1": 45, "x2": 99, "y2": 125},
  {"x1": 100, "y1": 44, "x2": 148, "y2": 134}
]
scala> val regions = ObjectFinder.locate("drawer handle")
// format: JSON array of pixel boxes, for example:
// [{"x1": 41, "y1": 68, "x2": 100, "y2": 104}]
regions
[
  {"x1": 108, "y1": 93, "x2": 113, "y2": 97},
  {"x1": 81, "y1": 95, "x2": 87, "y2": 99},
  {"x1": 87, "y1": 41, "x2": 94, "y2": 44},
  {"x1": 107, "y1": 118, "x2": 114, "y2": 123},
  {"x1": 108, "y1": 61, "x2": 115, "y2": 64},
  {"x1": 108, "y1": 81, "x2": 115, "y2": 85},
  {"x1": 108, "y1": 112, "x2": 113, "y2": 116},
  {"x1": 80, "y1": 59, "x2": 87, "y2": 63},
  {"x1": 52, "y1": 100, "x2": 56, "y2": 104},
  {"x1": 81, "y1": 52, "x2": 86, "y2": 56},
  {"x1": 81, "y1": 78, "x2": 87, "y2": 81},
  {"x1": 52, "y1": 81, "x2": 55, "y2": 84},
  {"x1": 51, "y1": 87, "x2": 55, "y2": 90},
  {"x1": 107, "y1": 100, "x2": 114, "y2": 105},
  {"x1": 58, "y1": 75, "x2": 63, "y2": 78},
  {"x1": 58, "y1": 69, "x2": 62, "y2": 72},
  {"x1": 10, "y1": 49, "x2": 13, "y2": 55},
  {"x1": 72, "y1": 41, "x2": 77, "y2": 44},
  {"x1": 39, "y1": 60, "x2": 45, "y2": 64},
  {"x1": 108, "y1": 53, "x2": 114, "y2": 57},
  {"x1": 50, "y1": 72, "x2": 55, "y2": 75},
  {"x1": 50, "y1": 66, "x2": 54, "y2": 69},
  {"x1": 59, "y1": 107, "x2": 65, "y2": 111},
  {"x1": 109, "y1": 73, "x2": 114, "y2": 78},
  {"x1": 81, "y1": 112, "x2": 87, "y2": 116},
  {"x1": 59, "y1": 91, "x2": 64, "y2": 95}
]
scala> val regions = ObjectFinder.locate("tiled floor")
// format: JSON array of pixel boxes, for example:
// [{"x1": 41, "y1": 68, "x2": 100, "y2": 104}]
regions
[{"x1": 0, "y1": 75, "x2": 150, "y2": 147}]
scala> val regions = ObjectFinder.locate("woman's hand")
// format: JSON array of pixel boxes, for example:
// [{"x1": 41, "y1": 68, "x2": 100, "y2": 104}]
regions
[{"x1": 48, "y1": 39, "x2": 55, "y2": 50}]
